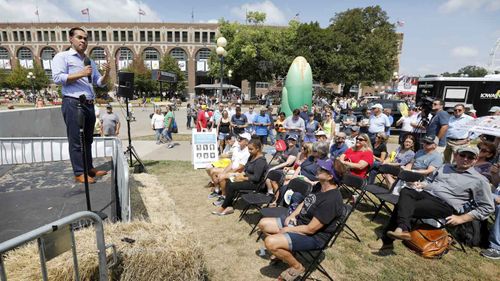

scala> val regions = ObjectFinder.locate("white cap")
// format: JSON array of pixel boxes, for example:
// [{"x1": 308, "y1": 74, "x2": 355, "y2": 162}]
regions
[
  {"x1": 315, "y1": 130, "x2": 327, "y2": 136},
  {"x1": 371, "y1": 103, "x2": 383, "y2": 109},
  {"x1": 239, "y1": 132, "x2": 252, "y2": 141}
]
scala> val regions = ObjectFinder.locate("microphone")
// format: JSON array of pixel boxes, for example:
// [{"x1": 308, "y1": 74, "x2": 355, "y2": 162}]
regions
[
  {"x1": 83, "y1": 57, "x2": 92, "y2": 84},
  {"x1": 78, "y1": 94, "x2": 87, "y2": 129}
]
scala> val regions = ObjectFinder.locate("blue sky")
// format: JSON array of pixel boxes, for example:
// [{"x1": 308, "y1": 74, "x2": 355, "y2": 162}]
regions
[{"x1": 1, "y1": 0, "x2": 499, "y2": 76}]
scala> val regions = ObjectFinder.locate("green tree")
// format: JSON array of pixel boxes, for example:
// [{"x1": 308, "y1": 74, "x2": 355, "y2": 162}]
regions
[
  {"x1": 210, "y1": 19, "x2": 298, "y2": 99},
  {"x1": 124, "y1": 56, "x2": 157, "y2": 97},
  {"x1": 0, "y1": 69, "x2": 9, "y2": 88},
  {"x1": 159, "y1": 54, "x2": 187, "y2": 93},
  {"x1": 326, "y1": 6, "x2": 399, "y2": 95},
  {"x1": 5, "y1": 61, "x2": 29, "y2": 89},
  {"x1": 31, "y1": 60, "x2": 50, "y2": 91},
  {"x1": 457, "y1": 65, "x2": 488, "y2": 77},
  {"x1": 441, "y1": 65, "x2": 488, "y2": 77},
  {"x1": 246, "y1": 11, "x2": 266, "y2": 24},
  {"x1": 292, "y1": 21, "x2": 332, "y2": 82}
]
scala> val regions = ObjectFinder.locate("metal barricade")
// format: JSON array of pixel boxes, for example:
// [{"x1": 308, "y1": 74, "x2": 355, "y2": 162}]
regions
[
  {"x1": 0, "y1": 211, "x2": 116, "y2": 281},
  {"x1": 0, "y1": 137, "x2": 131, "y2": 222}
]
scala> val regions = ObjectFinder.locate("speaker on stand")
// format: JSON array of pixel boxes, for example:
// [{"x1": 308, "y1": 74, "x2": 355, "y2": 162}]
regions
[{"x1": 117, "y1": 71, "x2": 146, "y2": 173}]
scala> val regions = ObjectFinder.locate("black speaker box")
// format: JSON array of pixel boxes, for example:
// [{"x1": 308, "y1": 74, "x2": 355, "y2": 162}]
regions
[{"x1": 117, "y1": 71, "x2": 134, "y2": 99}]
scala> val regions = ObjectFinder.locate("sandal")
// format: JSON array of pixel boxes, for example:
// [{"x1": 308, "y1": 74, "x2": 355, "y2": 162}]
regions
[{"x1": 278, "y1": 267, "x2": 305, "y2": 281}]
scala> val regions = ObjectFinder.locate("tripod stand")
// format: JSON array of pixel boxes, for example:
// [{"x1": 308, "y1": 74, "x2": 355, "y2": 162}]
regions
[
  {"x1": 123, "y1": 97, "x2": 146, "y2": 173},
  {"x1": 78, "y1": 95, "x2": 92, "y2": 211}
]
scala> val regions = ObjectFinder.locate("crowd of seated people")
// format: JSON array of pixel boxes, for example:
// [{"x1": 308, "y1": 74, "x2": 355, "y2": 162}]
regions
[{"x1": 199, "y1": 103, "x2": 500, "y2": 280}]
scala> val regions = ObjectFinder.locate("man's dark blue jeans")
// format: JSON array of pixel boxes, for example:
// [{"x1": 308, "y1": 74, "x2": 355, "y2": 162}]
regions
[{"x1": 62, "y1": 97, "x2": 96, "y2": 176}]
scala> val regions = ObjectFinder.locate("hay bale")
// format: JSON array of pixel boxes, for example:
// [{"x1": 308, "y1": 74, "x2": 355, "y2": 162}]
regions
[{"x1": 4, "y1": 221, "x2": 207, "y2": 281}]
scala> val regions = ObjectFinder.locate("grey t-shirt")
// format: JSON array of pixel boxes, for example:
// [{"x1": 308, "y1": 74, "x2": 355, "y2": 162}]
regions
[
  {"x1": 412, "y1": 149, "x2": 443, "y2": 171},
  {"x1": 101, "y1": 113, "x2": 119, "y2": 136}
]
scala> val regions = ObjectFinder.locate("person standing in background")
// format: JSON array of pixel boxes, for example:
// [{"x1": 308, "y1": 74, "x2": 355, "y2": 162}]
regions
[{"x1": 100, "y1": 104, "x2": 120, "y2": 136}]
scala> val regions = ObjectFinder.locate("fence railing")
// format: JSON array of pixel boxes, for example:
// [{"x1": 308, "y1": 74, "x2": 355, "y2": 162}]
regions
[
  {"x1": 0, "y1": 211, "x2": 116, "y2": 281},
  {"x1": 0, "y1": 137, "x2": 130, "y2": 221}
]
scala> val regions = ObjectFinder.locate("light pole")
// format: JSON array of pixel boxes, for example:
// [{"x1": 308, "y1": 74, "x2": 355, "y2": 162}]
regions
[
  {"x1": 392, "y1": 71, "x2": 399, "y2": 94},
  {"x1": 216, "y1": 36, "x2": 227, "y2": 102},
  {"x1": 27, "y1": 71, "x2": 36, "y2": 102}
]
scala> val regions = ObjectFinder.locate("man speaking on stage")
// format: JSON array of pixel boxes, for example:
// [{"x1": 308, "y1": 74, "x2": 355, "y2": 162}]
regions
[{"x1": 52, "y1": 27, "x2": 111, "y2": 183}]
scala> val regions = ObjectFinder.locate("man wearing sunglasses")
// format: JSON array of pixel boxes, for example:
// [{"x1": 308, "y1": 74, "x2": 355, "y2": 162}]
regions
[
  {"x1": 444, "y1": 104, "x2": 473, "y2": 163},
  {"x1": 426, "y1": 99, "x2": 449, "y2": 152},
  {"x1": 370, "y1": 146, "x2": 494, "y2": 252}
]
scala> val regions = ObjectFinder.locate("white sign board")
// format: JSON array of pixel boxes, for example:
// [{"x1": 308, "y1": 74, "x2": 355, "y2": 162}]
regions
[
  {"x1": 464, "y1": 116, "x2": 500, "y2": 137},
  {"x1": 178, "y1": 60, "x2": 186, "y2": 72},
  {"x1": 192, "y1": 130, "x2": 218, "y2": 169}
]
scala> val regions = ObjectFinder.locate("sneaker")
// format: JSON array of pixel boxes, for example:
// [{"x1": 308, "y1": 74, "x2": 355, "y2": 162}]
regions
[
  {"x1": 480, "y1": 248, "x2": 500, "y2": 260},
  {"x1": 167, "y1": 144, "x2": 174, "y2": 149},
  {"x1": 208, "y1": 191, "x2": 220, "y2": 199},
  {"x1": 213, "y1": 196, "x2": 225, "y2": 206}
]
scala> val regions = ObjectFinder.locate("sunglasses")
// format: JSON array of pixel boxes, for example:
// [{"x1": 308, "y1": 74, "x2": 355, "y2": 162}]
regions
[
  {"x1": 454, "y1": 109, "x2": 463, "y2": 112},
  {"x1": 432, "y1": 103, "x2": 440, "y2": 106},
  {"x1": 356, "y1": 138, "x2": 366, "y2": 142},
  {"x1": 458, "y1": 153, "x2": 476, "y2": 160},
  {"x1": 479, "y1": 148, "x2": 492, "y2": 153}
]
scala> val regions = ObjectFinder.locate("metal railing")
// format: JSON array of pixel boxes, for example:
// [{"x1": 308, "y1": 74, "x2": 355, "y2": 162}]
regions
[
  {"x1": 0, "y1": 137, "x2": 131, "y2": 222},
  {"x1": 0, "y1": 211, "x2": 116, "y2": 281}
]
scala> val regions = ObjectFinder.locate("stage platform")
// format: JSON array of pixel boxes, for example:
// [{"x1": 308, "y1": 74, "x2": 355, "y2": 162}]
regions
[{"x1": 0, "y1": 158, "x2": 115, "y2": 243}]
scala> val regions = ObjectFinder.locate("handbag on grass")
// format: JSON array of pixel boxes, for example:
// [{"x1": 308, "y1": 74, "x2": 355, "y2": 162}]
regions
[{"x1": 402, "y1": 226, "x2": 451, "y2": 259}]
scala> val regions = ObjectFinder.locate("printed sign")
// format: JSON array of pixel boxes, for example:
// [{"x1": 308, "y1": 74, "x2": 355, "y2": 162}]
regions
[{"x1": 192, "y1": 130, "x2": 218, "y2": 169}]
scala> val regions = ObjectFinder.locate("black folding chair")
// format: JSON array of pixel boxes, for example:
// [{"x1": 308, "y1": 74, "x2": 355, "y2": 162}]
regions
[
  {"x1": 339, "y1": 173, "x2": 366, "y2": 242},
  {"x1": 371, "y1": 169, "x2": 424, "y2": 221},
  {"x1": 296, "y1": 203, "x2": 354, "y2": 281},
  {"x1": 252, "y1": 178, "x2": 311, "y2": 240}
]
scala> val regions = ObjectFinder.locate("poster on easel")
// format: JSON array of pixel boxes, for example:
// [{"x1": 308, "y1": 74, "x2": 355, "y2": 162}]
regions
[{"x1": 192, "y1": 129, "x2": 218, "y2": 169}]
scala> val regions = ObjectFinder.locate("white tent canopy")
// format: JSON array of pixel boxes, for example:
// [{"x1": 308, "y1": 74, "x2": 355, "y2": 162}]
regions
[{"x1": 194, "y1": 84, "x2": 241, "y2": 90}]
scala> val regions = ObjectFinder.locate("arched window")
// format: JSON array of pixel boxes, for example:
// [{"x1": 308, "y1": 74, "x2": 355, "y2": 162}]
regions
[
  {"x1": 40, "y1": 47, "x2": 56, "y2": 71},
  {"x1": 116, "y1": 47, "x2": 133, "y2": 70},
  {"x1": 169, "y1": 47, "x2": 187, "y2": 72},
  {"x1": 17, "y1": 47, "x2": 33, "y2": 68},
  {"x1": 195, "y1": 48, "x2": 211, "y2": 72},
  {"x1": 0, "y1": 47, "x2": 11, "y2": 69},
  {"x1": 90, "y1": 47, "x2": 107, "y2": 69},
  {"x1": 90, "y1": 47, "x2": 106, "y2": 60},
  {"x1": 143, "y1": 47, "x2": 160, "y2": 70}
]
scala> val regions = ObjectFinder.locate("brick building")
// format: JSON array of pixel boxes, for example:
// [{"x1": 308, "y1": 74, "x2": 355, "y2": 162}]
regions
[{"x1": 0, "y1": 22, "x2": 220, "y2": 94}]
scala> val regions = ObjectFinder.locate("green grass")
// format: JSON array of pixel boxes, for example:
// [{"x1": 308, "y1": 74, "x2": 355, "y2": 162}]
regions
[{"x1": 140, "y1": 160, "x2": 500, "y2": 281}]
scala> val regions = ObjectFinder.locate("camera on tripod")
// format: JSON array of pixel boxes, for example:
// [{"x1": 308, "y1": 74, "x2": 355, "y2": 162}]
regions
[{"x1": 416, "y1": 96, "x2": 434, "y2": 123}]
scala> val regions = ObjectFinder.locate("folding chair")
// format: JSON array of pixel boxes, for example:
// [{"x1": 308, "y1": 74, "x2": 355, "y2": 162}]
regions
[
  {"x1": 296, "y1": 203, "x2": 354, "y2": 281},
  {"x1": 252, "y1": 178, "x2": 311, "y2": 240},
  {"x1": 339, "y1": 173, "x2": 366, "y2": 242},
  {"x1": 358, "y1": 165, "x2": 401, "y2": 209},
  {"x1": 371, "y1": 169, "x2": 424, "y2": 221}
]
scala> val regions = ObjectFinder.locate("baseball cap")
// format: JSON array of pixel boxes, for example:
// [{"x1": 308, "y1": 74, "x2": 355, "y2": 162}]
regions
[
  {"x1": 421, "y1": 135, "x2": 439, "y2": 145},
  {"x1": 456, "y1": 146, "x2": 479, "y2": 156},
  {"x1": 308, "y1": 112, "x2": 314, "y2": 116},
  {"x1": 106, "y1": 104, "x2": 112, "y2": 108},
  {"x1": 350, "y1": 126, "x2": 360, "y2": 132},
  {"x1": 489, "y1": 106, "x2": 500, "y2": 113},
  {"x1": 287, "y1": 135, "x2": 298, "y2": 141},
  {"x1": 201, "y1": 104, "x2": 207, "y2": 110},
  {"x1": 315, "y1": 130, "x2": 327, "y2": 136},
  {"x1": 239, "y1": 132, "x2": 251, "y2": 141},
  {"x1": 371, "y1": 103, "x2": 383, "y2": 110}
]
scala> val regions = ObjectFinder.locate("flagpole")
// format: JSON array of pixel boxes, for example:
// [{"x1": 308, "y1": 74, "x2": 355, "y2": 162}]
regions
[{"x1": 88, "y1": 9, "x2": 90, "y2": 23}]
